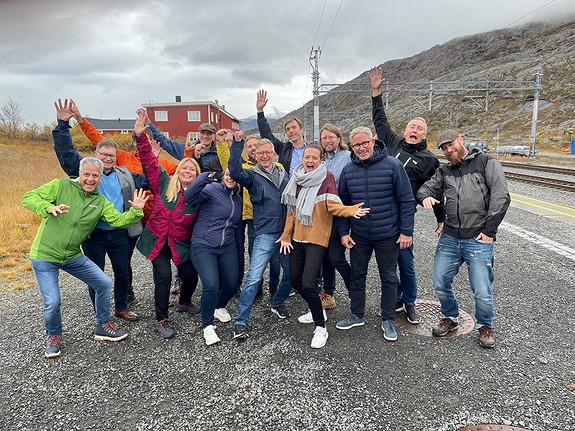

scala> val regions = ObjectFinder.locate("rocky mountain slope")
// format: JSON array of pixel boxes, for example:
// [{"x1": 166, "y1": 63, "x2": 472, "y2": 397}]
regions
[{"x1": 261, "y1": 18, "x2": 575, "y2": 147}]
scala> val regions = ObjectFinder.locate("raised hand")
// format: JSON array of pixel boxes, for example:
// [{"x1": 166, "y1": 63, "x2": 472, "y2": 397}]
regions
[
  {"x1": 136, "y1": 108, "x2": 150, "y2": 125},
  {"x1": 134, "y1": 111, "x2": 149, "y2": 136},
  {"x1": 128, "y1": 188, "x2": 149, "y2": 210},
  {"x1": 69, "y1": 99, "x2": 83, "y2": 123},
  {"x1": 47, "y1": 204, "x2": 70, "y2": 216},
  {"x1": 150, "y1": 139, "x2": 161, "y2": 158},
  {"x1": 368, "y1": 67, "x2": 385, "y2": 95},
  {"x1": 256, "y1": 89, "x2": 268, "y2": 112},
  {"x1": 353, "y1": 202, "x2": 370, "y2": 219},
  {"x1": 54, "y1": 99, "x2": 75, "y2": 122},
  {"x1": 215, "y1": 129, "x2": 229, "y2": 143},
  {"x1": 233, "y1": 130, "x2": 244, "y2": 142}
]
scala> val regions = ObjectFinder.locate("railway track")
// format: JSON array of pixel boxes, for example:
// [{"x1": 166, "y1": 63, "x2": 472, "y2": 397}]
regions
[
  {"x1": 503, "y1": 172, "x2": 575, "y2": 192},
  {"x1": 498, "y1": 160, "x2": 575, "y2": 176}
]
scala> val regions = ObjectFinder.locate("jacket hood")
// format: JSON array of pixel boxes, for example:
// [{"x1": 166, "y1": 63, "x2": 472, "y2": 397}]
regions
[
  {"x1": 401, "y1": 138, "x2": 428, "y2": 153},
  {"x1": 350, "y1": 139, "x2": 388, "y2": 166}
]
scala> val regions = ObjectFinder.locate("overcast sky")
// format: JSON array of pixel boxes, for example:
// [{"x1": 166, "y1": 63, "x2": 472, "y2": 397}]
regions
[{"x1": 0, "y1": 0, "x2": 572, "y2": 126}]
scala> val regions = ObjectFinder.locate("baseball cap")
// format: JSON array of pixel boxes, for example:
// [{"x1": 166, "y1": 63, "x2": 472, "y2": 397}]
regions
[{"x1": 437, "y1": 130, "x2": 459, "y2": 148}]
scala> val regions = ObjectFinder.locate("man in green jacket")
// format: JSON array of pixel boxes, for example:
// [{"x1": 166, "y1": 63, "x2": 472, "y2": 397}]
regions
[{"x1": 22, "y1": 157, "x2": 148, "y2": 358}]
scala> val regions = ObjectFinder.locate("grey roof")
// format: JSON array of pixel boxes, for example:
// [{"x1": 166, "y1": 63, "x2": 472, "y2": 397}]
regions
[{"x1": 84, "y1": 117, "x2": 135, "y2": 130}]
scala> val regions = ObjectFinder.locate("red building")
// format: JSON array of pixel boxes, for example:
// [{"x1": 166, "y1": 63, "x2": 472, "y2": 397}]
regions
[{"x1": 141, "y1": 97, "x2": 240, "y2": 141}]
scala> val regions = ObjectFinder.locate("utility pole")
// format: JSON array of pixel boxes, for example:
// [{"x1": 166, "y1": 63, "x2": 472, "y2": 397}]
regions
[
  {"x1": 310, "y1": 46, "x2": 321, "y2": 143},
  {"x1": 529, "y1": 69, "x2": 543, "y2": 158}
]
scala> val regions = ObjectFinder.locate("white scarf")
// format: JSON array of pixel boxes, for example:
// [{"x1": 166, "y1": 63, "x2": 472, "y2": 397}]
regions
[{"x1": 281, "y1": 162, "x2": 327, "y2": 226}]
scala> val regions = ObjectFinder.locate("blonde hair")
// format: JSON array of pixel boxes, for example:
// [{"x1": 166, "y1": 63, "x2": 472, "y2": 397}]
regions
[{"x1": 166, "y1": 157, "x2": 201, "y2": 202}]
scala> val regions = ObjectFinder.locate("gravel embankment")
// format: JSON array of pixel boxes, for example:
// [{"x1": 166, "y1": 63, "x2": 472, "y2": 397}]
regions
[{"x1": 1, "y1": 181, "x2": 574, "y2": 430}]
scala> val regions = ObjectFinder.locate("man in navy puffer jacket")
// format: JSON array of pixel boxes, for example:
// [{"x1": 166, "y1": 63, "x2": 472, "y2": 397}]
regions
[{"x1": 336, "y1": 126, "x2": 415, "y2": 342}]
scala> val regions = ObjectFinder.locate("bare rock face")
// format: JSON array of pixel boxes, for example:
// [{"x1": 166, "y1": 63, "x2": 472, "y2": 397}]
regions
[{"x1": 264, "y1": 18, "x2": 575, "y2": 145}]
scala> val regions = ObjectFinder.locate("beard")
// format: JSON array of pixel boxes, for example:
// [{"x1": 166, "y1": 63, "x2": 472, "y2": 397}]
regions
[{"x1": 446, "y1": 145, "x2": 467, "y2": 164}]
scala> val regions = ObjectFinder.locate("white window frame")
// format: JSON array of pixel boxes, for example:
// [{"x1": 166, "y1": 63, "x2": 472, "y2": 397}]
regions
[
  {"x1": 187, "y1": 111, "x2": 201, "y2": 122},
  {"x1": 188, "y1": 132, "x2": 198, "y2": 141},
  {"x1": 232, "y1": 121, "x2": 240, "y2": 130},
  {"x1": 121, "y1": 130, "x2": 129, "y2": 134},
  {"x1": 155, "y1": 111, "x2": 168, "y2": 122}
]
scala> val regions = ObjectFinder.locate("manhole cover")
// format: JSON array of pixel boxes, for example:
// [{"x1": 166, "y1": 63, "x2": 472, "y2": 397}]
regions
[
  {"x1": 395, "y1": 299, "x2": 475, "y2": 337},
  {"x1": 457, "y1": 426, "x2": 529, "y2": 431}
]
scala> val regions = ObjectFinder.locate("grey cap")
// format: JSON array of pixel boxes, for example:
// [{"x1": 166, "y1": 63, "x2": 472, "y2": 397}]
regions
[{"x1": 437, "y1": 130, "x2": 459, "y2": 148}]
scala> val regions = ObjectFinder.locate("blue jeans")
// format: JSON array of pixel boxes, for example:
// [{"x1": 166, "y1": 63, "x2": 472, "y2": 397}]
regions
[
  {"x1": 191, "y1": 242, "x2": 239, "y2": 327},
  {"x1": 235, "y1": 233, "x2": 291, "y2": 326},
  {"x1": 245, "y1": 220, "x2": 280, "y2": 289},
  {"x1": 396, "y1": 244, "x2": 417, "y2": 305},
  {"x1": 432, "y1": 233, "x2": 495, "y2": 327},
  {"x1": 31, "y1": 255, "x2": 112, "y2": 335},
  {"x1": 82, "y1": 228, "x2": 131, "y2": 311}
]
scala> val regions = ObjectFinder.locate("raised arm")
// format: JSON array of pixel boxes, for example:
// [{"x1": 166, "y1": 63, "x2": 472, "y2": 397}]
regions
[
  {"x1": 148, "y1": 122, "x2": 185, "y2": 160},
  {"x1": 183, "y1": 172, "x2": 216, "y2": 206},
  {"x1": 52, "y1": 99, "x2": 82, "y2": 176},
  {"x1": 256, "y1": 90, "x2": 288, "y2": 152},
  {"x1": 369, "y1": 67, "x2": 400, "y2": 149},
  {"x1": 228, "y1": 139, "x2": 253, "y2": 188}
]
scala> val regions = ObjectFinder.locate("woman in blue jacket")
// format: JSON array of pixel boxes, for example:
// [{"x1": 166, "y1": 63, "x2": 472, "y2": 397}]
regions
[{"x1": 184, "y1": 167, "x2": 243, "y2": 345}]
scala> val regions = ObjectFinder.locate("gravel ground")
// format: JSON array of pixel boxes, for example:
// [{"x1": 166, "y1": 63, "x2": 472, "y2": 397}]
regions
[{"x1": 1, "y1": 186, "x2": 574, "y2": 431}]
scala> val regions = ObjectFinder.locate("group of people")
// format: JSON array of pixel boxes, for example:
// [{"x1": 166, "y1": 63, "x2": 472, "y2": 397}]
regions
[{"x1": 23, "y1": 66, "x2": 510, "y2": 358}]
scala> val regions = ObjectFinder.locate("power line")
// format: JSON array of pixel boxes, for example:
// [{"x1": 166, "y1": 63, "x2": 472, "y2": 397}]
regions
[
  {"x1": 321, "y1": 0, "x2": 344, "y2": 51},
  {"x1": 504, "y1": 0, "x2": 558, "y2": 28},
  {"x1": 312, "y1": 0, "x2": 328, "y2": 47}
]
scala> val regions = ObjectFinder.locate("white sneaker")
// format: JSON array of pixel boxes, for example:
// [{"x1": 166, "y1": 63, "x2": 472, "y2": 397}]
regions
[
  {"x1": 311, "y1": 326, "x2": 328, "y2": 349},
  {"x1": 297, "y1": 309, "x2": 327, "y2": 324},
  {"x1": 214, "y1": 308, "x2": 232, "y2": 323},
  {"x1": 203, "y1": 325, "x2": 220, "y2": 346}
]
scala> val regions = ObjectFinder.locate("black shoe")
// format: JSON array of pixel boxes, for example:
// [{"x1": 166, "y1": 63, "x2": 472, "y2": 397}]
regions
[
  {"x1": 395, "y1": 301, "x2": 405, "y2": 312},
  {"x1": 233, "y1": 324, "x2": 249, "y2": 340},
  {"x1": 271, "y1": 304, "x2": 290, "y2": 319},
  {"x1": 405, "y1": 303, "x2": 421, "y2": 324}
]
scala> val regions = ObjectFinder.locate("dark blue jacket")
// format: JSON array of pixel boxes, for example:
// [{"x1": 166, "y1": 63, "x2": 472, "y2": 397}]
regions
[
  {"x1": 184, "y1": 172, "x2": 243, "y2": 250},
  {"x1": 228, "y1": 140, "x2": 288, "y2": 236},
  {"x1": 338, "y1": 140, "x2": 415, "y2": 241},
  {"x1": 148, "y1": 122, "x2": 219, "y2": 170}
]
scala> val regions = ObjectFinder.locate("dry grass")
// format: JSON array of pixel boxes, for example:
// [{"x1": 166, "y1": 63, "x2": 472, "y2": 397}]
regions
[{"x1": 0, "y1": 138, "x2": 66, "y2": 291}]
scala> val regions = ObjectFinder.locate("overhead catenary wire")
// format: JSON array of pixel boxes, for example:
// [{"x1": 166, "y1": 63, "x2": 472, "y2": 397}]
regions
[{"x1": 504, "y1": 0, "x2": 558, "y2": 28}]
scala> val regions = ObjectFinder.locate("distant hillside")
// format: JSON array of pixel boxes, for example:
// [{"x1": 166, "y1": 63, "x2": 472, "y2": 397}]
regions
[
  {"x1": 240, "y1": 106, "x2": 286, "y2": 131},
  {"x1": 263, "y1": 17, "x2": 575, "y2": 147}
]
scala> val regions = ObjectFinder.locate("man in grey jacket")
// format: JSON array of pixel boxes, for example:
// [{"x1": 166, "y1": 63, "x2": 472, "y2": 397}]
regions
[{"x1": 417, "y1": 130, "x2": 510, "y2": 348}]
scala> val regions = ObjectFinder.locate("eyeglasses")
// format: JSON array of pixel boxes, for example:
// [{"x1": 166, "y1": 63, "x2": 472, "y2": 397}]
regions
[
  {"x1": 256, "y1": 151, "x2": 274, "y2": 156},
  {"x1": 350, "y1": 140, "x2": 371, "y2": 150},
  {"x1": 96, "y1": 150, "x2": 117, "y2": 160}
]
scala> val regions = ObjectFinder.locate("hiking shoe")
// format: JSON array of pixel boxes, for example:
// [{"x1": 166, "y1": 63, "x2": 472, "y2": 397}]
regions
[
  {"x1": 45, "y1": 334, "x2": 61, "y2": 358},
  {"x1": 395, "y1": 300, "x2": 405, "y2": 312},
  {"x1": 432, "y1": 318, "x2": 458, "y2": 337},
  {"x1": 175, "y1": 300, "x2": 201, "y2": 315},
  {"x1": 126, "y1": 293, "x2": 136, "y2": 306},
  {"x1": 288, "y1": 288, "x2": 297, "y2": 297},
  {"x1": 311, "y1": 326, "x2": 329, "y2": 349},
  {"x1": 405, "y1": 303, "x2": 421, "y2": 324},
  {"x1": 320, "y1": 291, "x2": 336, "y2": 309},
  {"x1": 297, "y1": 309, "x2": 327, "y2": 324},
  {"x1": 214, "y1": 308, "x2": 232, "y2": 323},
  {"x1": 478, "y1": 326, "x2": 495, "y2": 348},
  {"x1": 203, "y1": 325, "x2": 221, "y2": 346},
  {"x1": 155, "y1": 319, "x2": 175, "y2": 339},
  {"x1": 335, "y1": 313, "x2": 365, "y2": 330},
  {"x1": 271, "y1": 304, "x2": 290, "y2": 319},
  {"x1": 94, "y1": 321, "x2": 128, "y2": 341},
  {"x1": 233, "y1": 324, "x2": 249, "y2": 340},
  {"x1": 171, "y1": 278, "x2": 183, "y2": 295},
  {"x1": 381, "y1": 319, "x2": 398, "y2": 341}
]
